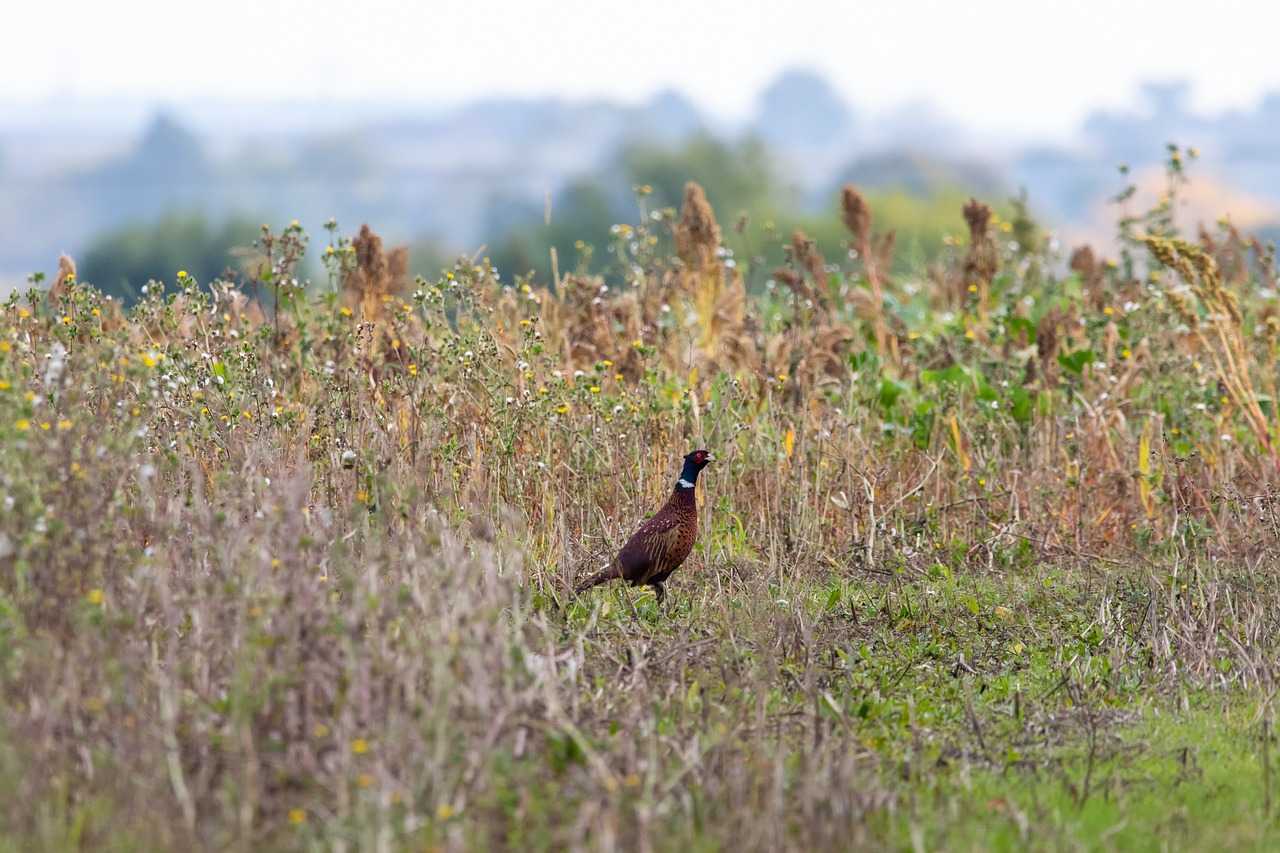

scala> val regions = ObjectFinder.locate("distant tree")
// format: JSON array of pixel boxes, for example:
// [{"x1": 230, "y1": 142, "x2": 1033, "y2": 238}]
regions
[
  {"x1": 621, "y1": 134, "x2": 789, "y2": 217},
  {"x1": 80, "y1": 113, "x2": 213, "y2": 223},
  {"x1": 488, "y1": 179, "x2": 618, "y2": 283},
  {"x1": 752, "y1": 69, "x2": 854, "y2": 148},
  {"x1": 80, "y1": 213, "x2": 260, "y2": 304},
  {"x1": 488, "y1": 134, "x2": 792, "y2": 285},
  {"x1": 831, "y1": 151, "x2": 1005, "y2": 201}
]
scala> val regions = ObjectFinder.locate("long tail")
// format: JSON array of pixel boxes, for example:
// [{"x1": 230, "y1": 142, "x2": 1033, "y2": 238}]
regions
[{"x1": 574, "y1": 560, "x2": 622, "y2": 595}]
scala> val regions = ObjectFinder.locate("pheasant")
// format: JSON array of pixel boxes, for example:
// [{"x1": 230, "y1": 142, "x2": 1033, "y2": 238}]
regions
[{"x1": 575, "y1": 449, "x2": 714, "y2": 603}]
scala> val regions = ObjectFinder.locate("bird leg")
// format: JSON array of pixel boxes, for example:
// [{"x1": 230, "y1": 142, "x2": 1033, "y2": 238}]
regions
[{"x1": 650, "y1": 582, "x2": 666, "y2": 606}]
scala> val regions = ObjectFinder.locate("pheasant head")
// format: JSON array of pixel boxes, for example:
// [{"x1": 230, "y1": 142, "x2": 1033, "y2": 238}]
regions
[{"x1": 676, "y1": 449, "x2": 714, "y2": 490}]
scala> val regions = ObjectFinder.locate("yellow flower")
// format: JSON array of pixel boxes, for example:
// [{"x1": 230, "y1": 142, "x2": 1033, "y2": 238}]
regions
[
  {"x1": 14, "y1": 419, "x2": 29, "y2": 431},
  {"x1": 91, "y1": 307, "x2": 101, "y2": 317},
  {"x1": 140, "y1": 352, "x2": 158, "y2": 368},
  {"x1": 339, "y1": 307, "x2": 353, "y2": 317},
  {"x1": 351, "y1": 738, "x2": 369, "y2": 755},
  {"x1": 964, "y1": 329, "x2": 976, "y2": 340},
  {"x1": 408, "y1": 364, "x2": 418, "y2": 376},
  {"x1": 86, "y1": 589, "x2": 104, "y2": 606},
  {"x1": 17, "y1": 308, "x2": 29, "y2": 319},
  {"x1": 38, "y1": 421, "x2": 51, "y2": 431},
  {"x1": 1121, "y1": 348, "x2": 1132, "y2": 359},
  {"x1": 967, "y1": 284, "x2": 978, "y2": 294},
  {"x1": 436, "y1": 804, "x2": 455, "y2": 820},
  {"x1": 614, "y1": 373, "x2": 624, "y2": 382},
  {"x1": 61, "y1": 315, "x2": 71, "y2": 325},
  {"x1": 57, "y1": 419, "x2": 72, "y2": 430},
  {"x1": 1103, "y1": 306, "x2": 1115, "y2": 316},
  {"x1": 0, "y1": 341, "x2": 10, "y2": 353},
  {"x1": 589, "y1": 386, "x2": 600, "y2": 394},
  {"x1": 602, "y1": 359, "x2": 613, "y2": 367},
  {"x1": 556, "y1": 404, "x2": 570, "y2": 414},
  {"x1": 177, "y1": 270, "x2": 189, "y2": 280},
  {"x1": 288, "y1": 809, "x2": 306, "y2": 825},
  {"x1": 0, "y1": 381, "x2": 9, "y2": 390}
]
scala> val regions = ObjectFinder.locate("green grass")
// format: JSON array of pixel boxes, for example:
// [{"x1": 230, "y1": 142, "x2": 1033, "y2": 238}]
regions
[{"x1": 897, "y1": 701, "x2": 1275, "y2": 851}]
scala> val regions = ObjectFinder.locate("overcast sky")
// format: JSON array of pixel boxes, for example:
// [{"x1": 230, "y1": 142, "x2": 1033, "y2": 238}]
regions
[{"x1": 4, "y1": 0, "x2": 1276, "y2": 136}]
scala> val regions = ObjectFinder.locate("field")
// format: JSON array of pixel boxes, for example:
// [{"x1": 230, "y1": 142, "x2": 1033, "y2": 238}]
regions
[{"x1": 4, "y1": 153, "x2": 1280, "y2": 850}]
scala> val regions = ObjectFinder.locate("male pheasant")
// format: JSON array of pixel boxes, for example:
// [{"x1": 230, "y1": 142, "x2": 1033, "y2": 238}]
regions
[{"x1": 575, "y1": 449, "x2": 713, "y2": 603}]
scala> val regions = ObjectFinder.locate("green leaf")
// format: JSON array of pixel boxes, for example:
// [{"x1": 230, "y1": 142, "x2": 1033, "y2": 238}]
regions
[
  {"x1": 826, "y1": 585, "x2": 842, "y2": 610},
  {"x1": 920, "y1": 364, "x2": 974, "y2": 389},
  {"x1": 1006, "y1": 315, "x2": 1036, "y2": 344},
  {"x1": 878, "y1": 377, "x2": 907, "y2": 412},
  {"x1": 1008, "y1": 386, "x2": 1033, "y2": 424},
  {"x1": 850, "y1": 350, "x2": 880, "y2": 374},
  {"x1": 1058, "y1": 349, "x2": 1095, "y2": 375}
]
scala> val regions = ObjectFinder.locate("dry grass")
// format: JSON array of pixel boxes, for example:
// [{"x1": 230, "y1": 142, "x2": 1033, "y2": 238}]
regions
[{"x1": 3, "y1": 165, "x2": 1280, "y2": 849}]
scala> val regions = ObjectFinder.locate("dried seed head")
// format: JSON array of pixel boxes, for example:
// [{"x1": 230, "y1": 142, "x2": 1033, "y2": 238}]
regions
[
  {"x1": 674, "y1": 182, "x2": 721, "y2": 271},
  {"x1": 49, "y1": 254, "x2": 78, "y2": 301},
  {"x1": 961, "y1": 199, "x2": 998, "y2": 288},
  {"x1": 790, "y1": 229, "x2": 827, "y2": 285},
  {"x1": 840, "y1": 185, "x2": 871, "y2": 246},
  {"x1": 962, "y1": 199, "x2": 992, "y2": 242},
  {"x1": 1069, "y1": 245, "x2": 1097, "y2": 279}
]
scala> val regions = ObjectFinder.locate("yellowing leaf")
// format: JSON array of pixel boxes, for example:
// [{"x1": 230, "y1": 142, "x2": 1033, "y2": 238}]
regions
[
  {"x1": 949, "y1": 415, "x2": 971, "y2": 473},
  {"x1": 1138, "y1": 422, "x2": 1151, "y2": 477},
  {"x1": 1138, "y1": 419, "x2": 1155, "y2": 518},
  {"x1": 783, "y1": 427, "x2": 795, "y2": 459}
]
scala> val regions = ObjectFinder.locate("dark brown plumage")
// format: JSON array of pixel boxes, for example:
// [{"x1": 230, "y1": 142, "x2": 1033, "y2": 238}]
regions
[{"x1": 575, "y1": 449, "x2": 713, "y2": 603}]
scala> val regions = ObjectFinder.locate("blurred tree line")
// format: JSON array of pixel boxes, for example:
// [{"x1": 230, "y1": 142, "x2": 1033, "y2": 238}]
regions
[
  {"x1": 484, "y1": 133, "x2": 976, "y2": 288},
  {"x1": 81, "y1": 214, "x2": 261, "y2": 302},
  {"x1": 77, "y1": 132, "x2": 985, "y2": 303}
]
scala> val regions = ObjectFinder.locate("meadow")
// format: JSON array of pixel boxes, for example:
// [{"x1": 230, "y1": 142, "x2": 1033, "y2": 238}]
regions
[{"x1": 3, "y1": 148, "x2": 1280, "y2": 851}]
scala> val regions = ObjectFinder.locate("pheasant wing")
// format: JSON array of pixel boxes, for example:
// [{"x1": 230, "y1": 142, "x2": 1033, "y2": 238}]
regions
[{"x1": 616, "y1": 514, "x2": 683, "y2": 585}]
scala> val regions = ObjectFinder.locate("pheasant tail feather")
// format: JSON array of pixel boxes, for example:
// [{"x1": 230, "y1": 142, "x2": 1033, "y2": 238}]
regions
[{"x1": 574, "y1": 561, "x2": 622, "y2": 595}]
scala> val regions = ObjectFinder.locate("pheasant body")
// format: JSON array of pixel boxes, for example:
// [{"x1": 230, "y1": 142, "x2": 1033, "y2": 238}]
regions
[{"x1": 575, "y1": 450, "x2": 712, "y2": 603}]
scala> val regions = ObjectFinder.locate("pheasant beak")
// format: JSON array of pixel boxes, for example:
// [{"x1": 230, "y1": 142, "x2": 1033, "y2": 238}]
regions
[{"x1": 706, "y1": 452, "x2": 715, "y2": 463}]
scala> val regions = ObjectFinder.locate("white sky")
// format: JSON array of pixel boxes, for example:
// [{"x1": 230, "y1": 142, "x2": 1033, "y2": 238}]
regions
[{"x1": 3, "y1": 0, "x2": 1277, "y2": 136}]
